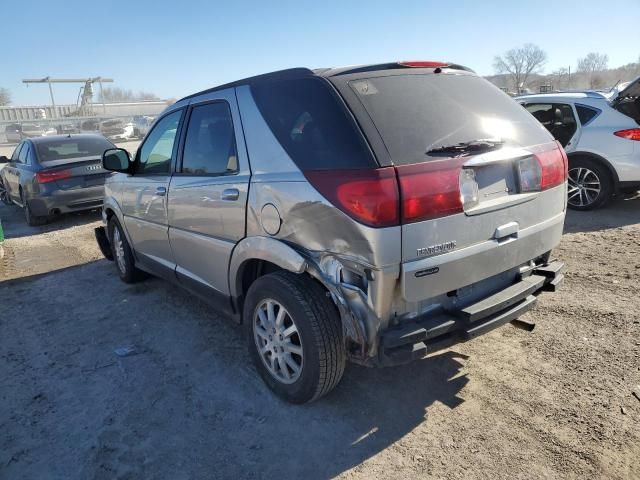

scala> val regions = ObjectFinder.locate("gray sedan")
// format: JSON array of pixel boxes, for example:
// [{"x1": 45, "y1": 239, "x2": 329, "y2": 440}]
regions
[{"x1": 0, "y1": 134, "x2": 115, "y2": 225}]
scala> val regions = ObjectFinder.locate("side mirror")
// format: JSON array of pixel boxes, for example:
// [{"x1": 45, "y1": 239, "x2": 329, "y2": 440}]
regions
[
  {"x1": 102, "y1": 148, "x2": 131, "y2": 173},
  {"x1": 0, "y1": 156, "x2": 9, "y2": 164}
]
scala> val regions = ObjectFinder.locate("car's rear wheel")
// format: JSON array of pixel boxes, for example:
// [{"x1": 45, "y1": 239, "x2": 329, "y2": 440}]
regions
[
  {"x1": 244, "y1": 271, "x2": 346, "y2": 404},
  {"x1": 567, "y1": 158, "x2": 612, "y2": 210},
  {"x1": 108, "y1": 217, "x2": 145, "y2": 283},
  {"x1": 21, "y1": 191, "x2": 47, "y2": 226}
]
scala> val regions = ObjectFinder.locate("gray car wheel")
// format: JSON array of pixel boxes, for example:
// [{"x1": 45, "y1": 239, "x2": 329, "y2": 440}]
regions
[
  {"x1": 244, "y1": 271, "x2": 346, "y2": 403},
  {"x1": 108, "y1": 217, "x2": 146, "y2": 283},
  {"x1": 567, "y1": 158, "x2": 612, "y2": 210},
  {"x1": 21, "y1": 191, "x2": 47, "y2": 226}
]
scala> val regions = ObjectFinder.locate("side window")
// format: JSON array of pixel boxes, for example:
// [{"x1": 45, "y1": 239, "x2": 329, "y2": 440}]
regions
[
  {"x1": 18, "y1": 143, "x2": 29, "y2": 164},
  {"x1": 11, "y1": 143, "x2": 23, "y2": 161},
  {"x1": 575, "y1": 105, "x2": 600, "y2": 126},
  {"x1": 136, "y1": 110, "x2": 182, "y2": 175},
  {"x1": 525, "y1": 103, "x2": 577, "y2": 147},
  {"x1": 182, "y1": 102, "x2": 238, "y2": 175},
  {"x1": 251, "y1": 77, "x2": 375, "y2": 170},
  {"x1": 525, "y1": 104, "x2": 554, "y2": 129}
]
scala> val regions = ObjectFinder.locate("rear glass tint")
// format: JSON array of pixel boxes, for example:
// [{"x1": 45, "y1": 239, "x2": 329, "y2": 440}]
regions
[
  {"x1": 36, "y1": 137, "x2": 114, "y2": 162},
  {"x1": 575, "y1": 105, "x2": 600, "y2": 125},
  {"x1": 251, "y1": 77, "x2": 375, "y2": 170},
  {"x1": 348, "y1": 73, "x2": 552, "y2": 165}
]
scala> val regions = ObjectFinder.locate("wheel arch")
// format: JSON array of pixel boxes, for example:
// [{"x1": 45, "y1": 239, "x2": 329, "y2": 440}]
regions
[{"x1": 229, "y1": 236, "x2": 308, "y2": 314}]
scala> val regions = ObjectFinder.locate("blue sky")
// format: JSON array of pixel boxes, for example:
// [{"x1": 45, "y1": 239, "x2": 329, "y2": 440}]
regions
[{"x1": 2, "y1": 0, "x2": 639, "y2": 105}]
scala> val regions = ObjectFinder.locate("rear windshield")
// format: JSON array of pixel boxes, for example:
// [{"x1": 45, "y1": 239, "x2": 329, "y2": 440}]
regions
[
  {"x1": 36, "y1": 137, "x2": 114, "y2": 162},
  {"x1": 348, "y1": 73, "x2": 552, "y2": 165},
  {"x1": 251, "y1": 77, "x2": 375, "y2": 170}
]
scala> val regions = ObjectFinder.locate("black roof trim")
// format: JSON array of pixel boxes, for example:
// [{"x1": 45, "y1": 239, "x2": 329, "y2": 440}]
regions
[{"x1": 178, "y1": 68, "x2": 315, "y2": 102}]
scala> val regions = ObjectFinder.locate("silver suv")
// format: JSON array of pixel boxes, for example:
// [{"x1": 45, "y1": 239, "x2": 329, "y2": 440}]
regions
[{"x1": 96, "y1": 62, "x2": 566, "y2": 403}]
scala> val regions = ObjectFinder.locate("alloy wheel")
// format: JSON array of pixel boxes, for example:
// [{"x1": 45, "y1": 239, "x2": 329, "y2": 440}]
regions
[
  {"x1": 567, "y1": 167, "x2": 601, "y2": 208},
  {"x1": 253, "y1": 299, "x2": 303, "y2": 384},
  {"x1": 113, "y1": 227, "x2": 126, "y2": 274}
]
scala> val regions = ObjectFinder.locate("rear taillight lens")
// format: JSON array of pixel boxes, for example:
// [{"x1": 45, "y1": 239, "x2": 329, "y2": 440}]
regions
[
  {"x1": 614, "y1": 128, "x2": 640, "y2": 141},
  {"x1": 35, "y1": 169, "x2": 72, "y2": 184},
  {"x1": 396, "y1": 160, "x2": 464, "y2": 223},
  {"x1": 517, "y1": 156, "x2": 543, "y2": 192},
  {"x1": 537, "y1": 145, "x2": 567, "y2": 190},
  {"x1": 303, "y1": 168, "x2": 399, "y2": 227}
]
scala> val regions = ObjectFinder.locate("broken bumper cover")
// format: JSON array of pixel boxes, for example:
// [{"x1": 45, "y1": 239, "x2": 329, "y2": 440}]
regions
[{"x1": 377, "y1": 260, "x2": 565, "y2": 367}]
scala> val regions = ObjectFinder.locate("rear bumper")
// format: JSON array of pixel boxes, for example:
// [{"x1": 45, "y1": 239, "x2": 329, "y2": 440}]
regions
[
  {"x1": 28, "y1": 185, "x2": 104, "y2": 216},
  {"x1": 377, "y1": 260, "x2": 564, "y2": 366}
]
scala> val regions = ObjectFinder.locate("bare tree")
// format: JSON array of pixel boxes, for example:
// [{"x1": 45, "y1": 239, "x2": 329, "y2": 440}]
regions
[
  {"x1": 493, "y1": 43, "x2": 548, "y2": 92},
  {"x1": 0, "y1": 88, "x2": 11, "y2": 106},
  {"x1": 551, "y1": 67, "x2": 570, "y2": 90},
  {"x1": 98, "y1": 87, "x2": 159, "y2": 102},
  {"x1": 577, "y1": 53, "x2": 609, "y2": 88}
]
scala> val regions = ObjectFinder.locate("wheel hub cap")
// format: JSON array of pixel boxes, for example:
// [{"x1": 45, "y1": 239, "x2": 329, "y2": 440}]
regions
[
  {"x1": 253, "y1": 299, "x2": 303, "y2": 384},
  {"x1": 113, "y1": 228, "x2": 126, "y2": 274},
  {"x1": 568, "y1": 167, "x2": 601, "y2": 207}
]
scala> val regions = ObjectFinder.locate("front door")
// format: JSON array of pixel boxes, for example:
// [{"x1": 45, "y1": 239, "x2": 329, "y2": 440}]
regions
[
  {"x1": 120, "y1": 109, "x2": 184, "y2": 274},
  {"x1": 168, "y1": 90, "x2": 250, "y2": 296}
]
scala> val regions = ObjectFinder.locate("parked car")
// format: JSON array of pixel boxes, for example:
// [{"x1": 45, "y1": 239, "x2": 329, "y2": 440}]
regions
[
  {"x1": 99, "y1": 119, "x2": 135, "y2": 141},
  {"x1": 96, "y1": 62, "x2": 566, "y2": 403},
  {"x1": 132, "y1": 115, "x2": 155, "y2": 138},
  {"x1": 0, "y1": 134, "x2": 115, "y2": 225},
  {"x1": 4, "y1": 123, "x2": 56, "y2": 143},
  {"x1": 516, "y1": 76, "x2": 640, "y2": 209}
]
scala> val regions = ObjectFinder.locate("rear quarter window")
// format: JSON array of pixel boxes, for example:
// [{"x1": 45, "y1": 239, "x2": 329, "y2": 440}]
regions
[
  {"x1": 251, "y1": 77, "x2": 375, "y2": 170},
  {"x1": 575, "y1": 104, "x2": 601, "y2": 125}
]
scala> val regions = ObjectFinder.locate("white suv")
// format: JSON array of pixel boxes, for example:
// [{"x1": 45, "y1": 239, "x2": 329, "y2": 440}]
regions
[{"x1": 516, "y1": 77, "x2": 640, "y2": 209}]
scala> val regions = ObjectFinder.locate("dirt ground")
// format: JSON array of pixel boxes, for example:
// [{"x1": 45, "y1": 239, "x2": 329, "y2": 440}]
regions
[{"x1": 0, "y1": 195, "x2": 639, "y2": 480}]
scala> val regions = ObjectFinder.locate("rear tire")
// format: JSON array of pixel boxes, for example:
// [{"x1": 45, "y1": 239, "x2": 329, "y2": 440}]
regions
[
  {"x1": 244, "y1": 271, "x2": 346, "y2": 404},
  {"x1": 108, "y1": 217, "x2": 146, "y2": 283},
  {"x1": 567, "y1": 158, "x2": 612, "y2": 210},
  {"x1": 21, "y1": 191, "x2": 47, "y2": 226}
]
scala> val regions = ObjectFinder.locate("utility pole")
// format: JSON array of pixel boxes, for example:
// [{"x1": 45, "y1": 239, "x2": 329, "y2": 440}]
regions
[{"x1": 22, "y1": 77, "x2": 114, "y2": 118}]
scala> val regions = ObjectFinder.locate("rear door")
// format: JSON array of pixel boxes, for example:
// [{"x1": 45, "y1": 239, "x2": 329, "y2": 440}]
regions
[
  {"x1": 167, "y1": 89, "x2": 250, "y2": 297},
  {"x1": 120, "y1": 109, "x2": 184, "y2": 275},
  {"x1": 331, "y1": 70, "x2": 567, "y2": 301}
]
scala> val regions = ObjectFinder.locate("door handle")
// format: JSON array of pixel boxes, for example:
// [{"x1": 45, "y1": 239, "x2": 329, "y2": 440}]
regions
[
  {"x1": 221, "y1": 188, "x2": 239, "y2": 201},
  {"x1": 155, "y1": 186, "x2": 167, "y2": 196}
]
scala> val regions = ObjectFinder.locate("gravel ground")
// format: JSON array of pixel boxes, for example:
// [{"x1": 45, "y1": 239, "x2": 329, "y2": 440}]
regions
[{"x1": 0, "y1": 196, "x2": 639, "y2": 479}]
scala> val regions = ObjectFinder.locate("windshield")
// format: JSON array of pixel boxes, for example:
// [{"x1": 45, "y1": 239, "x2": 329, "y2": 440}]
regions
[
  {"x1": 348, "y1": 73, "x2": 552, "y2": 165},
  {"x1": 36, "y1": 137, "x2": 114, "y2": 162}
]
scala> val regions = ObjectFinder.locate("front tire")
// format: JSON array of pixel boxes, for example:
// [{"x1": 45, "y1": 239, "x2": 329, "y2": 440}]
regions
[
  {"x1": 108, "y1": 217, "x2": 145, "y2": 283},
  {"x1": 0, "y1": 177, "x2": 11, "y2": 205},
  {"x1": 244, "y1": 271, "x2": 346, "y2": 404},
  {"x1": 567, "y1": 158, "x2": 612, "y2": 210}
]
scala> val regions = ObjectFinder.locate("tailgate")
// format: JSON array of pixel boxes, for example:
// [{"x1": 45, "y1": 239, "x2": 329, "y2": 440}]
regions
[
  {"x1": 330, "y1": 70, "x2": 568, "y2": 302},
  {"x1": 401, "y1": 144, "x2": 567, "y2": 302}
]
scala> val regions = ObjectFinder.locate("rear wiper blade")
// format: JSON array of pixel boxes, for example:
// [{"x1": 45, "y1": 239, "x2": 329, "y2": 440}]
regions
[{"x1": 426, "y1": 139, "x2": 504, "y2": 156}]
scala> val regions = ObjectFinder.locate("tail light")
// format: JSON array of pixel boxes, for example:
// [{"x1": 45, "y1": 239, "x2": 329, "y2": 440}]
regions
[
  {"x1": 537, "y1": 143, "x2": 567, "y2": 190},
  {"x1": 35, "y1": 169, "x2": 72, "y2": 184},
  {"x1": 303, "y1": 168, "x2": 399, "y2": 227},
  {"x1": 614, "y1": 128, "x2": 640, "y2": 141},
  {"x1": 396, "y1": 160, "x2": 464, "y2": 223}
]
